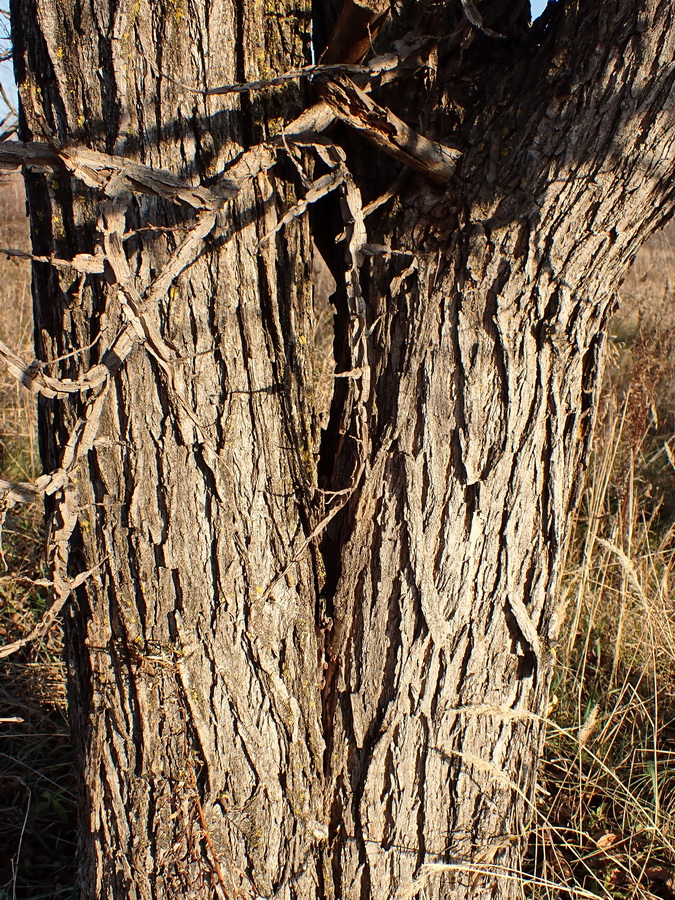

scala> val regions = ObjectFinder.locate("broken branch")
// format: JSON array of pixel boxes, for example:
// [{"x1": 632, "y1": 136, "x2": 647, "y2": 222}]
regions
[{"x1": 317, "y1": 74, "x2": 461, "y2": 183}]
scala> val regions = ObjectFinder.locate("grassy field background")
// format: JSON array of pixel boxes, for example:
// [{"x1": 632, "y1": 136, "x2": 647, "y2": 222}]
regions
[
  {"x1": 528, "y1": 231, "x2": 675, "y2": 898},
  {"x1": 0, "y1": 175, "x2": 673, "y2": 898},
  {"x1": 0, "y1": 174, "x2": 76, "y2": 900}
]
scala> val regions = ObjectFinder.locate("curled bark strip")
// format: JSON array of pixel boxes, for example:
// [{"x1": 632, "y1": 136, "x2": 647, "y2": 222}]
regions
[
  {"x1": 100, "y1": 197, "x2": 178, "y2": 366},
  {"x1": 0, "y1": 141, "x2": 236, "y2": 209},
  {"x1": 0, "y1": 130, "x2": 328, "y2": 213},
  {"x1": 317, "y1": 74, "x2": 461, "y2": 183},
  {"x1": 0, "y1": 477, "x2": 39, "y2": 569},
  {"x1": 0, "y1": 478, "x2": 39, "y2": 504},
  {"x1": 143, "y1": 209, "x2": 218, "y2": 308},
  {"x1": 98, "y1": 199, "x2": 216, "y2": 436},
  {"x1": 258, "y1": 170, "x2": 345, "y2": 245},
  {"x1": 0, "y1": 557, "x2": 106, "y2": 660},
  {"x1": 0, "y1": 337, "x2": 114, "y2": 398},
  {"x1": 0, "y1": 245, "x2": 105, "y2": 272},
  {"x1": 0, "y1": 389, "x2": 109, "y2": 659},
  {"x1": 0, "y1": 389, "x2": 110, "y2": 508}
]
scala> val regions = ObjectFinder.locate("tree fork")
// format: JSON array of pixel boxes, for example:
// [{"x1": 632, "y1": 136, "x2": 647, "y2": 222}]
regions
[{"x1": 6, "y1": 0, "x2": 675, "y2": 899}]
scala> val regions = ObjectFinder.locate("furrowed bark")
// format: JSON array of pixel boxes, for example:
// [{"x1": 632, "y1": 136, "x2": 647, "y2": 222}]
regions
[
  {"x1": 319, "y1": 1, "x2": 675, "y2": 897},
  {"x1": 8, "y1": 0, "x2": 675, "y2": 899},
  {"x1": 12, "y1": 1, "x2": 327, "y2": 897}
]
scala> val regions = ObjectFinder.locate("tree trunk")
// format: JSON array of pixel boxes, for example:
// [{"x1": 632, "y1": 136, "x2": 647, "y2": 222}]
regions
[{"x1": 9, "y1": 0, "x2": 675, "y2": 898}]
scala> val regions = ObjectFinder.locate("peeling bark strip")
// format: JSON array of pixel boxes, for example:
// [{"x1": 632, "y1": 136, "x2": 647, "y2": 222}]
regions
[
  {"x1": 1, "y1": 384, "x2": 108, "y2": 659},
  {"x1": 0, "y1": 244, "x2": 105, "y2": 271},
  {"x1": 318, "y1": 74, "x2": 461, "y2": 182},
  {"x1": 0, "y1": 140, "x2": 238, "y2": 206},
  {"x1": 7, "y1": 0, "x2": 675, "y2": 898}
]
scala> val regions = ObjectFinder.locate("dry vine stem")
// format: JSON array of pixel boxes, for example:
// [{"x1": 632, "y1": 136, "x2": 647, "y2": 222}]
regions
[{"x1": 0, "y1": 46, "x2": 454, "y2": 657}]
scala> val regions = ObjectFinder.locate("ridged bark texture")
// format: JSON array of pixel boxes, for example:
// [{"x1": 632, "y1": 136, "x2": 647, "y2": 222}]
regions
[
  {"x1": 13, "y1": 1, "x2": 324, "y2": 897},
  {"x1": 322, "y1": 5, "x2": 675, "y2": 894},
  {"x1": 9, "y1": 0, "x2": 675, "y2": 899}
]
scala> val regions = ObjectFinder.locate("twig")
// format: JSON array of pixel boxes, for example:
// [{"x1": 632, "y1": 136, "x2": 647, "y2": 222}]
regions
[
  {"x1": 43, "y1": 329, "x2": 107, "y2": 367},
  {"x1": 151, "y1": 60, "x2": 374, "y2": 95},
  {"x1": 0, "y1": 81, "x2": 17, "y2": 117},
  {"x1": 0, "y1": 557, "x2": 107, "y2": 660},
  {"x1": 188, "y1": 765, "x2": 231, "y2": 899}
]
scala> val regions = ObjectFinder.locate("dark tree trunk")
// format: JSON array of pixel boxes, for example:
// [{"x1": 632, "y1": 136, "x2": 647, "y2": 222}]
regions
[{"x1": 7, "y1": 0, "x2": 675, "y2": 898}]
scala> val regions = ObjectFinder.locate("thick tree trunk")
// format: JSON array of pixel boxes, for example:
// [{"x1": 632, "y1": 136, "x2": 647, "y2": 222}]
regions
[
  {"x1": 13, "y1": 2, "x2": 327, "y2": 897},
  {"x1": 320, "y1": 7, "x2": 675, "y2": 893},
  {"x1": 9, "y1": 0, "x2": 675, "y2": 898}
]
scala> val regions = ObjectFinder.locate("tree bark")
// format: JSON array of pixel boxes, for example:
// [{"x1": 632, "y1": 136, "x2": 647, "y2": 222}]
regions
[
  {"x1": 8, "y1": 0, "x2": 675, "y2": 898},
  {"x1": 13, "y1": 2, "x2": 326, "y2": 897}
]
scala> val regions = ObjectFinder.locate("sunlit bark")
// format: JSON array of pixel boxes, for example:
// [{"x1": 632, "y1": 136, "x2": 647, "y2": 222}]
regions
[{"x1": 10, "y1": 0, "x2": 675, "y2": 897}]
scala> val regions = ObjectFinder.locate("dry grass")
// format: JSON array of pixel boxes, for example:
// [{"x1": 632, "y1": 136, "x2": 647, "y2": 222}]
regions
[
  {"x1": 532, "y1": 228, "x2": 675, "y2": 900},
  {"x1": 0, "y1": 174, "x2": 76, "y2": 900},
  {"x1": 0, "y1": 177, "x2": 674, "y2": 899}
]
